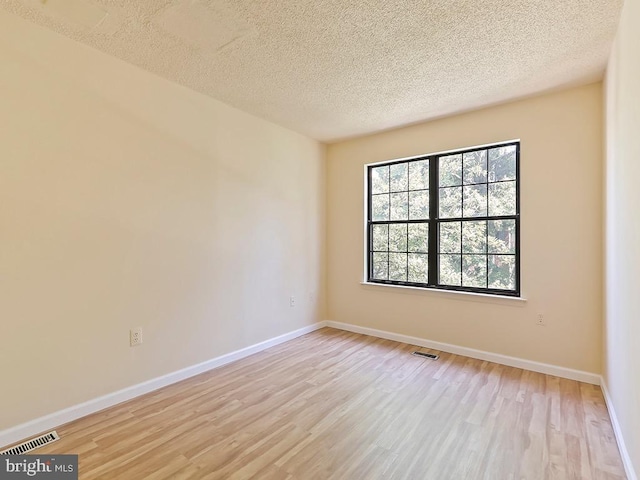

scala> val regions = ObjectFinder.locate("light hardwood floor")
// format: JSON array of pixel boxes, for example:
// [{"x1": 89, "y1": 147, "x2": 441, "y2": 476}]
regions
[{"x1": 27, "y1": 328, "x2": 625, "y2": 479}]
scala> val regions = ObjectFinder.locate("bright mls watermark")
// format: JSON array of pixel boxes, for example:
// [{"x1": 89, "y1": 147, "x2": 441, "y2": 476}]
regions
[{"x1": 0, "y1": 455, "x2": 77, "y2": 479}]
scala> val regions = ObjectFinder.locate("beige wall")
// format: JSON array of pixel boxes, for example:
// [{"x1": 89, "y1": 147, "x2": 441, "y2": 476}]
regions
[
  {"x1": 604, "y1": 0, "x2": 640, "y2": 476},
  {"x1": 0, "y1": 11, "x2": 325, "y2": 432},
  {"x1": 327, "y1": 84, "x2": 603, "y2": 373}
]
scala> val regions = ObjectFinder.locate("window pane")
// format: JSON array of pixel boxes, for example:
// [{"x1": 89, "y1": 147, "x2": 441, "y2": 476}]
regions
[
  {"x1": 390, "y1": 192, "x2": 408, "y2": 220},
  {"x1": 463, "y1": 150, "x2": 487, "y2": 185},
  {"x1": 488, "y1": 220, "x2": 516, "y2": 254},
  {"x1": 389, "y1": 224, "x2": 408, "y2": 252},
  {"x1": 372, "y1": 252, "x2": 388, "y2": 280},
  {"x1": 408, "y1": 254, "x2": 428, "y2": 283},
  {"x1": 389, "y1": 253, "x2": 407, "y2": 281},
  {"x1": 488, "y1": 181, "x2": 516, "y2": 216},
  {"x1": 439, "y1": 254, "x2": 461, "y2": 286},
  {"x1": 463, "y1": 255, "x2": 487, "y2": 288},
  {"x1": 409, "y1": 190, "x2": 429, "y2": 220},
  {"x1": 439, "y1": 222, "x2": 461, "y2": 253},
  {"x1": 462, "y1": 221, "x2": 487, "y2": 253},
  {"x1": 368, "y1": 142, "x2": 518, "y2": 295},
  {"x1": 489, "y1": 145, "x2": 516, "y2": 182},
  {"x1": 463, "y1": 184, "x2": 487, "y2": 217},
  {"x1": 408, "y1": 223, "x2": 429, "y2": 253},
  {"x1": 439, "y1": 154, "x2": 462, "y2": 187},
  {"x1": 488, "y1": 255, "x2": 516, "y2": 290},
  {"x1": 371, "y1": 165, "x2": 389, "y2": 194},
  {"x1": 390, "y1": 163, "x2": 408, "y2": 192},
  {"x1": 372, "y1": 224, "x2": 388, "y2": 252},
  {"x1": 439, "y1": 187, "x2": 462, "y2": 218},
  {"x1": 409, "y1": 160, "x2": 429, "y2": 190},
  {"x1": 372, "y1": 194, "x2": 389, "y2": 221}
]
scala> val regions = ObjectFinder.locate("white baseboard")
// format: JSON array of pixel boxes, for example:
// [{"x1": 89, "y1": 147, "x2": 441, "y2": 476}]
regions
[
  {"x1": 0, "y1": 322, "x2": 326, "y2": 450},
  {"x1": 600, "y1": 379, "x2": 638, "y2": 480},
  {"x1": 325, "y1": 321, "x2": 600, "y2": 385},
  {"x1": 1, "y1": 320, "x2": 607, "y2": 453}
]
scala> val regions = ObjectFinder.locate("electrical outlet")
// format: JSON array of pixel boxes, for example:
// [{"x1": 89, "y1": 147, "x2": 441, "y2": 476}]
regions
[
  {"x1": 536, "y1": 314, "x2": 545, "y2": 326},
  {"x1": 130, "y1": 327, "x2": 143, "y2": 346},
  {"x1": 289, "y1": 296, "x2": 296, "y2": 307}
]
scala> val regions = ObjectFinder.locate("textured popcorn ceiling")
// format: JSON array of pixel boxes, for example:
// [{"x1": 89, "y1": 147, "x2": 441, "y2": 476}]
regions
[{"x1": 2, "y1": 0, "x2": 623, "y2": 141}]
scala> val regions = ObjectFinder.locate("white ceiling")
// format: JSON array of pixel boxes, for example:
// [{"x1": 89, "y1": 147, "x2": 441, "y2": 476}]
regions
[{"x1": 2, "y1": 0, "x2": 623, "y2": 142}]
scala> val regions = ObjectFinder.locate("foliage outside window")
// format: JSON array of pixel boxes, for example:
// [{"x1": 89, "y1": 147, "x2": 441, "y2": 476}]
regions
[{"x1": 366, "y1": 141, "x2": 520, "y2": 297}]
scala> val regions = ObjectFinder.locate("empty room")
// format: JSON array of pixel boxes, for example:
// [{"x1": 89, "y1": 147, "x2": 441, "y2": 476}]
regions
[{"x1": 1, "y1": 0, "x2": 638, "y2": 479}]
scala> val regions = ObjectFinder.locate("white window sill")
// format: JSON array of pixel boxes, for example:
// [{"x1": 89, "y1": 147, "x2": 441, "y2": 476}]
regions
[{"x1": 360, "y1": 282, "x2": 527, "y2": 306}]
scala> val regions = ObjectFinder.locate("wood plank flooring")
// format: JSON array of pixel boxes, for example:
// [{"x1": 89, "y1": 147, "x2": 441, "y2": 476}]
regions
[{"x1": 27, "y1": 328, "x2": 625, "y2": 479}]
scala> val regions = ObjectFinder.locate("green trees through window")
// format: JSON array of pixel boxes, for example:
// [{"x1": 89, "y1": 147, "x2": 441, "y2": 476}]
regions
[{"x1": 367, "y1": 142, "x2": 520, "y2": 296}]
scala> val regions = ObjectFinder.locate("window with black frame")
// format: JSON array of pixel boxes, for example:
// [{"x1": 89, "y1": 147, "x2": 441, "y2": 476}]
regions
[{"x1": 366, "y1": 141, "x2": 520, "y2": 297}]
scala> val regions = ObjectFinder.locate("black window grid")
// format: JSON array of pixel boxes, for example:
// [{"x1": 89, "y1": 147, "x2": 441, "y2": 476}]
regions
[{"x1": 367, "y1": 142, "x2": 520, "y2": 297}]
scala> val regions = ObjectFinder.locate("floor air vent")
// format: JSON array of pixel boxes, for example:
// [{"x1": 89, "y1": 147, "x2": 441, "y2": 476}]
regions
[
  {"x1": 412, "y1": 351, "x2": 439, "y2": 360},
  {"x1": 0, "y1": 431, "x2": 60, "y2": 455}
]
